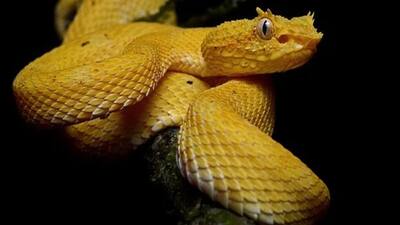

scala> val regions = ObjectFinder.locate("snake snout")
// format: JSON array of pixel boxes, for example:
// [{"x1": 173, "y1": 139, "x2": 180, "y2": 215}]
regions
[{"x1": 278, "y1": 33, "x2": 322, "y2": 52}]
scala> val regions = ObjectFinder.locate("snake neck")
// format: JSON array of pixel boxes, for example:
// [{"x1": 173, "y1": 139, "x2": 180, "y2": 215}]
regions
[
  {"x1": 122, "y1": 26, "x2": 218, "y2": 76},
  {"x1": 161, "y1": 28, "x2": 212, "y2": 76}
]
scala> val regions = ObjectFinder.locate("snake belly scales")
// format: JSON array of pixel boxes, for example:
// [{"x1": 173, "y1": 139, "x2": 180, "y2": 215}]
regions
[{"x1": 13, "y1": 0, "x2": 330, "y2": 224}]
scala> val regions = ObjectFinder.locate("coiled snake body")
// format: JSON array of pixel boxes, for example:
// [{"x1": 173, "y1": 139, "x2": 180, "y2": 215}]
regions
[{"x1": 13, "y1": 0, "x2": 330, "y2": 224}]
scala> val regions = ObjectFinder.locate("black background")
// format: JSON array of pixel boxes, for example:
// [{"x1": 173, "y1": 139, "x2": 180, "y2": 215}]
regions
[{"x1": 1, "y1": 0, "x2": 370, "y2": 224}]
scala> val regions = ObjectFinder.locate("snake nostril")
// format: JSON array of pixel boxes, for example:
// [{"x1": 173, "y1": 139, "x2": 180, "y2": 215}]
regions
[{"x1": 278, "y1": 35, "x2": 289, "y2": 44}]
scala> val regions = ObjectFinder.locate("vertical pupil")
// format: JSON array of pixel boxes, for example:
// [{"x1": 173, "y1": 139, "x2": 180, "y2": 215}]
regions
[{"x1": 262, "y1": 21, "x2": 268, "y2": 35}]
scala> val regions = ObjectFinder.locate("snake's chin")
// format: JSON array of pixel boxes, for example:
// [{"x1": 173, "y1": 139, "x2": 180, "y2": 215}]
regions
[{"x1": 284, "y1": 49, "x2": 316, "y2": 71}]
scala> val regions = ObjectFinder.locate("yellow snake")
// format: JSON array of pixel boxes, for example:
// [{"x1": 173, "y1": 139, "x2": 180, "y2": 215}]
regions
[{"x1": 13, "y1": 0, "x2": 329, "y2": 224}]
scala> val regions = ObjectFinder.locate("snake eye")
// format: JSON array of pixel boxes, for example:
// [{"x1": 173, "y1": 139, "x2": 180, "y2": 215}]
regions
[{"x1": 257, "y1": 18, "x2": 273, "y2": 40}]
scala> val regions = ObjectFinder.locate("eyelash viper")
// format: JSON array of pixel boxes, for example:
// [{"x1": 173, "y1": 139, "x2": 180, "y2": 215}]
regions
[{"x1": 13, "y1": 0, "x2": 329, "y2": 224}]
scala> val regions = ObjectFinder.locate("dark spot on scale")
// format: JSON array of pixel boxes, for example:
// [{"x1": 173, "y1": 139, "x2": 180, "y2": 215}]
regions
[
  {"x1": 81, "y1": 41, "x2": 90, "y2": 47},
  {"x1": 91, "y1": 0, "x2": 96, "y2": 6},
  {"x1": 99, "y1": 112, "x2": 110, "y2": 119},
  {"x1": 186, "y1": 80, "x2": 193, "y2": 85}
]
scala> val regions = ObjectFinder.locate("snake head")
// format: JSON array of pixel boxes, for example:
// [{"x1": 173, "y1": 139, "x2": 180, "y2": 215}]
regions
[{"x1": 202, "y1": 7, "x2": 323, "y2": 76}]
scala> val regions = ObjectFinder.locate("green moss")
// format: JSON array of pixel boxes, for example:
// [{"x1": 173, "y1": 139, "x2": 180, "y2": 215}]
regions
[
  {"x1": 181, "y1": 208, "x2": 253, "y2": 225},
  {"x1": 137, "y1": 0, "x2": 177, "y2": 25},
  {"x1": 141, "y1": 128, "x2": 255, "y2": 225}
]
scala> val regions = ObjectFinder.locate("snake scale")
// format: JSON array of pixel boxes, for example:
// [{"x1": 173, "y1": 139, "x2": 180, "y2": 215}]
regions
[{"x1": 13, "y1": 0, "x2": 330, "y2": 224}]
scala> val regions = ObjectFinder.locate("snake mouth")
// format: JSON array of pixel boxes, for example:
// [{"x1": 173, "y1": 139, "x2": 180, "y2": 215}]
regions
[{"x1": 242, "y1": 34, "x2": 321, "y2": 73}]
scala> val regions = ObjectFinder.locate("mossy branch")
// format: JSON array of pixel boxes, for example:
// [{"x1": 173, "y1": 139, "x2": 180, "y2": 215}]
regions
[{"x1": 141, "y1": 128, "x2": 256, "y2": 225}]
